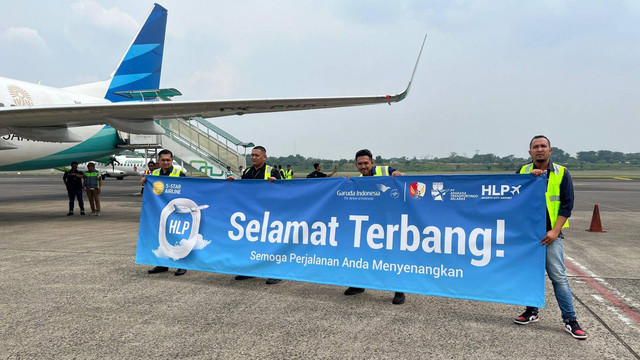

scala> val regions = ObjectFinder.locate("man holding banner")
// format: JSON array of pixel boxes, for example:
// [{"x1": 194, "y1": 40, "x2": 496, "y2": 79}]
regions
[
  {"x1": 514, "y1": 135, "x2": 587, "y2": 340},
  {"x1": 343, "y1": 149, "x2": 407, "y2": 305},
  {"x1": 228, "y1": 145, "x2": 282, "y2": 284},
  {"x1": 144, "y1": 149, "x2": 188, "y2": 277}
]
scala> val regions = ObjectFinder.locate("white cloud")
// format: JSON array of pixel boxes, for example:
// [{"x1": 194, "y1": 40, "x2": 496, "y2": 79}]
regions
[
  {"x1": 0, "y1": 27, "x2": 47, "y2": 50},
  {"x1": 70, "y1": 0, "x2": 139, "y2": 34},
  {"x1": 180, "y1": 60, "x2": 240, "y2": 99}
]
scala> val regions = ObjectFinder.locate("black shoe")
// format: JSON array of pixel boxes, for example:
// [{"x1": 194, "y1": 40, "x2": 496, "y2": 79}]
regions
[
  {"x1": 235, "y1": 275, "x2": 255, "y2": 280},
  {"x1": 514, "y1": 308, "x2": 539, "y2": 325},
  {"x1": 147, "y1": 266, "x2": 168, "y2": 274},
  {"x1": 564, "y1": 319, "x2": 587, "y2": 340},
  {"x1": 67, "y1": 211, "x2": 73, "y2": 216},
  {"x1": 392, "y1": 292, "x2": 405, "y2": 305},
  {"x1": 344, "y1": 287, "x2": 365, "y2": 296},
  {"x1": 174, "y1": 268, "x2": 187, "y2": 276},
  {"x1": 80, "y1": 211, "x2": 86, "y2": 215},
  {"x1": 266, "y1": 278, "x2": 281, "y2": 285}
]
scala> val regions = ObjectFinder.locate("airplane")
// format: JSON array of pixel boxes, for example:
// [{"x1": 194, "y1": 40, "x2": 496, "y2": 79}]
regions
[
  {"x1": 71, "y1": 155, "x2": 184, "y2": 180},
  {"x1": 0, "y1": 4, "x2": 424, "y2": 172}
]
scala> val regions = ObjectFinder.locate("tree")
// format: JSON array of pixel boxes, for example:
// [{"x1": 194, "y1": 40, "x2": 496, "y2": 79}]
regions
[
  {"x1": 551, "y1": 147, "x2": 572, "y2": 163},
  {"x1": 576, "y1": 151, "x2": 598, "y2": 163}
]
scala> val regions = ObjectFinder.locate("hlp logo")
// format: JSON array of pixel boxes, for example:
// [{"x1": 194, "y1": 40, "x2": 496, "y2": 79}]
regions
[{"x1": 481, "y1": 184, "x2": 521, "y2": 196}]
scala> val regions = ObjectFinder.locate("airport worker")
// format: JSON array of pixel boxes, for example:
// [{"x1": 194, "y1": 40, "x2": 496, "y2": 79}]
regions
[
  {"x1": 83, "y1": 162, "x2": 102, "y2": 216},
  {"x1": 343, "y1": 149, "x2": 406, "y2": 305},
  {"x1": 144, "y1": 149, "x2": 188, "y2": 276},
  {"x1": 284, "y1": 164, "x2": 293, "y2": 180},
  {"x1": 306, "y1": 163, "x2": 337, "y2": 178},
  {"x1": 227, "y1": 145, "x2": 282, "y2": 284},
  {"x1": 238, "y1": 165, "x2": 244, "y2": 174},
  {"x1": 224, "y1": 165, "x2": 234, "y2": 178},
  {"x1": 138, "y1": 160, "x2": 156, "y2": 194},
  {"x1": 278, "y1": 165, "x2": 286, "y2": 179},
  {"x1": 63, "y1": 161, "x2": 86, "y2": 216},
  {"x1": 513, "y1": 135, "x2": 587, "y2": 340}
]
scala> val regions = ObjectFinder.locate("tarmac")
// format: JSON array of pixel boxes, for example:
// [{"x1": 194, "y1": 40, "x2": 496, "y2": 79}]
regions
[{"x1": 0, "y1": 175, "x2": 638, "y2": 359}]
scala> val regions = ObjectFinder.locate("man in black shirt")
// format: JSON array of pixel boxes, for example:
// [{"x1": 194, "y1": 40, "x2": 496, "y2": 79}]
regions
[
  {"x1": 306, "y1": 163, "x2": 337, "y2": 178},
  {"x1": 228, "y1": 145, "x2": 281, "y2": 284},
  {"x1": 63, "y1": 161, "x2": 85, "y2": 216},
  {"x1": 235, "y1": 146, "x2": 281, "y2": 181}
]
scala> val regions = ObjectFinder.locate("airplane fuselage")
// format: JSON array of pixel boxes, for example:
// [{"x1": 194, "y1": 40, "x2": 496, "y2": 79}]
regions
[{"x1": 0, "y1": 77, "x2": 121, "y2": 171}]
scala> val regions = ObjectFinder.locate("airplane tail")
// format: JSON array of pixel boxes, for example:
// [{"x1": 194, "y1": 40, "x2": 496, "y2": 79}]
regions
[{"x1": 104, "y1": 4, "x2": 167, "y2": 102}]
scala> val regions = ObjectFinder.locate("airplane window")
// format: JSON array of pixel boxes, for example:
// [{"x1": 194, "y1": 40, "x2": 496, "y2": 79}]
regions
[{"x1": 0, "y1": 103, "x2": 4, "y2": 107}]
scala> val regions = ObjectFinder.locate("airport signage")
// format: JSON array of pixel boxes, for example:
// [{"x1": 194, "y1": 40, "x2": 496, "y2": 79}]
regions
[{"x1": 136, "y1": 174, "x2": 547, "y2": 307}]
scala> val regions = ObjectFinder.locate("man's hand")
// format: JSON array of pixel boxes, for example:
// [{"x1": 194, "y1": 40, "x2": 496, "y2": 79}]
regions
[
  {"x1": 97, "y1": 188, "x2": 101, "y2": 194},
  {"x1": 531, "y1": 169, "x2": 546, "y2": 177},
  {"x1": 391, "y1": 170, "x2": 406, "y2": 177},
  {"x1": 541, "y1": 229, "x2": 560, "y2": 246},
  {"x1": 268, "y1": 177, "x2": 276, "y2": 182},
  {"x1": 226, "y1": 177, "x2": 234, "y2": 182}
]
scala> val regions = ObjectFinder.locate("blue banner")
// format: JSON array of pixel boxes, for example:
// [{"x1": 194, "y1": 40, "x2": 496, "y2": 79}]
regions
[{"x1": 136, "y1": 174, "x2": 547, "y2": 307}]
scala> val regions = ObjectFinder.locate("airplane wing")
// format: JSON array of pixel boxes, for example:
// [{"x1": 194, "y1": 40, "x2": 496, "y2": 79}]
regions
[
  {"x1": 0, "y1": 90, "x2": 409, "y2": 132},
  {"x1": 0, "y1": 34, "x2": 426, "y2": 138}
]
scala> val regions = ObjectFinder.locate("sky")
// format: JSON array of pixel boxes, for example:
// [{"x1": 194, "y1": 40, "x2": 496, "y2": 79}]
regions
[{"x1": 1, "y1": 0, "x2": 638, "y2": 160}]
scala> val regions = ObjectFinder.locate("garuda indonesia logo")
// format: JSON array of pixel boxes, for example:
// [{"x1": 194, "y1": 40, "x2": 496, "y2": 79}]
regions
[
  {"x1": 8, "y1": 85, "x2": 33, "y2": 106},
  {"x1": 153, "y1": 198, "x2": 211, "y2": 261}
]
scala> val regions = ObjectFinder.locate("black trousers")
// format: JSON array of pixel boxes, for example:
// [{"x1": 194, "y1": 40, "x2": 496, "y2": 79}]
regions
[{"x1": 67, "y1": 188, "x2": 85, "y2": 211}]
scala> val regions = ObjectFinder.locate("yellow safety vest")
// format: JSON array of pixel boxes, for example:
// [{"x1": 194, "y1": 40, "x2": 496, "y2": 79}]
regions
[
  {"x1": 152, "y1": 167, "x2": 182, "y2": 177},
  {"x1": 84, "y1": 171, "x2": 101, "y2": 188},
  {"x1": 520, "y1": 163, "x2": 569, "y2": 228},
  {"x1": 360, "y1": 166, "x2": 390, "y2": 177},
  {"x1": 244, "y1": 165, "x2": 272, "y2": 180},
  {"x1": 284, "y1": 169, "x2": 293, "y2": 180}
]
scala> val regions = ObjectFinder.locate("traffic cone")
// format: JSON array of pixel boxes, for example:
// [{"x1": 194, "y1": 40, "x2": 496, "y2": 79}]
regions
[{"x1": 587, "y1": 204, "x2": 605, "y2": 232}]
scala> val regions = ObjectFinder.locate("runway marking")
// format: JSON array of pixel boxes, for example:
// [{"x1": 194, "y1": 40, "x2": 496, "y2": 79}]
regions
[
  {"x1": 574, "y1": 198, "x2": 633, "y2": 212},
  {"x1": 565, "y1": 256, "x2": 640, "y2": 327},
  {"x1": 613, "y1": 177, "x2": 634, "y2": 181}
]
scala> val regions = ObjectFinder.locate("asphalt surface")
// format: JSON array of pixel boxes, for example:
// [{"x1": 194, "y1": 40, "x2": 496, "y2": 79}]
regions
[{"x1": 0, "y1": 175, "x2": 638, "y2": 359}]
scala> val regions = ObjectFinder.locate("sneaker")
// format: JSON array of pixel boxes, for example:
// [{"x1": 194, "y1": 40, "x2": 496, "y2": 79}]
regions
[
  {"x1": 174, "y1": 268, "x2": 187, "y2": 276},
  {"x1": 344, "y1": 287, "x2": 365, "y2": 296},
  {"x1": 564, "y1": 320, "x2": 587, "y2": 340},
  {"x1": 80, "y1": 211, "x2": 86, "y2": 215},
  {"x1": 95, "y1": 211, "x2": 100, "y2": 217},
  {"x1": 514, "y1": 309, "x2": 539, "y2": 325},
  {"x1": 67, "y1": 211, "x2": 73, "y2": 216},
  {"x1": 89, "y1": 211, "x2": 96, "y2": 216},
  {"x1": 392, "y1": 292, "x2": 405, "y2": 305}
]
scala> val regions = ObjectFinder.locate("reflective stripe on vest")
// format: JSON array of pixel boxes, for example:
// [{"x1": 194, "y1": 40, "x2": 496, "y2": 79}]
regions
[
  {"x1": 360, "y1": 166, "x2": 390, "y2": 177},
  {"x1": 84, "y1": 171, "x2": 100, "y2": 188},
  {"x1": 152, "y1": 167, "x2": 182, "y2": 177},
  {"x1": 520, "y1": 163, "x2": 569, "y2": 228}
]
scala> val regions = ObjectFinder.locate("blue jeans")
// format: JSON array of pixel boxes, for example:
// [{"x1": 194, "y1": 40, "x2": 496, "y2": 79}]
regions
[
  {"x1": 67, "y1": 188, "x2": 85, "y2": 212},
  {"x1": 527, "y1": 236, "x2": 576, "y2": 322}
]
